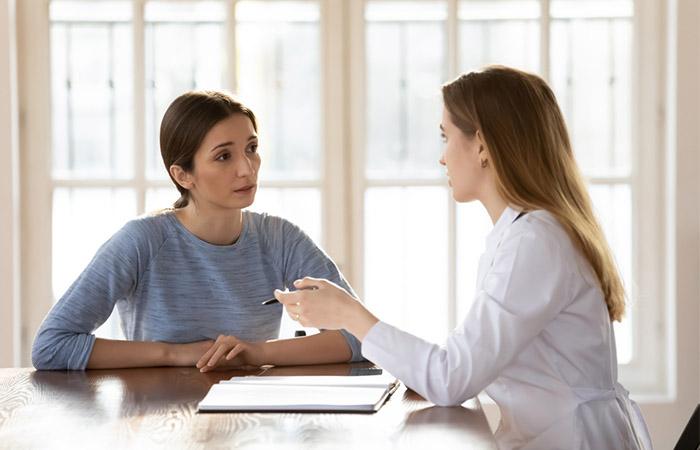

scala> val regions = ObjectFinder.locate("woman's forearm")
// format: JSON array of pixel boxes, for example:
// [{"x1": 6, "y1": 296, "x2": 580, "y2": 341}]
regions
[
  {"x1": 86, "y1": 338, "x2": 212, "y2": 369},
  {"x1": 260, "y1": 330, "x2": 352, "y2": 366}
]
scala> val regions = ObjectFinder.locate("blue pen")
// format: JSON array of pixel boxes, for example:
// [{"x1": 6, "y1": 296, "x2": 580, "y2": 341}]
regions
[{"x1": 261, "y1": 286, "x2": 317, "y2": 305}]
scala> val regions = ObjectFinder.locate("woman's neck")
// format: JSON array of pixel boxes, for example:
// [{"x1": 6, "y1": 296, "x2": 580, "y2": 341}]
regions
[
  {"x1": 175, "y1": 203, "x2": 244, "y2": 246},
  {"x1": 480, "y1": 187, "x2": 509, "y2": 225}
]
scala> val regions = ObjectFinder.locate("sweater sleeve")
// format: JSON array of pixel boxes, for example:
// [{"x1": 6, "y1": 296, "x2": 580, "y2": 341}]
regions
[
  {"x1": 264, "y1": 215, "x2": 365, "y2": 362},
  {"x1": 31, "y1": 220, "x2": 156, "y2": 370}
]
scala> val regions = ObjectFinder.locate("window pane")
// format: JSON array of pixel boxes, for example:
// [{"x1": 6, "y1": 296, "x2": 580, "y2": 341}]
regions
[
  {"x1": 589, "y1": 183, "x2": 632, "y2": 364},
  {"x1": 52, "y1": 188, "x2": 136, "y2": 339},
  {"x1": 145, "y1": 1, "x2": 226, "y2": 180},
  {"x1": 364, "y1": 187, "x2": 448, "y2": 343},
  {"x1": 456, "y1": 201, "x2": 493, "y2": 319},
  {"x1": 459, "y1": 0, "x2": 540, "y2": 74},
  {"x1": 237, "y1": 1, "x2": 321, "y2": 182},
  {"x1": 249, "y1": 187, "x2": 322, "y2": 246},
  {"x1": 550, "y1": 0, "x2": 633, "y2": 177},
  {"x1": 145, "y1": 186, "x2": 180, "y2": 212},
  {"x1": 50, "y1": 3, "x2": 133, "y2": 179},
  {"x1": 365, "y1": 1, "x2": 446, "y2": 180}
]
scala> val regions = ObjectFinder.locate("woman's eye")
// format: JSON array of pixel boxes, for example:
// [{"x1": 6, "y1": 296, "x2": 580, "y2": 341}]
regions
[
  {"x1": 440, "y1": 133, "x2": 447, "y2": 143},
  {"x1": 247, "y1": 144, "x2": 258, "y2": 154},
  {"x1": 216, "y1": 152, "x2": 230, "y2": 161}
]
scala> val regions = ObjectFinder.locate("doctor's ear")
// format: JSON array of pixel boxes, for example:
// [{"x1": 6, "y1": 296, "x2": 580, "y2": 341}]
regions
[
  {"x1": 475, "y1": 130, "x2": 487, "y2": 150},
  {"x1": 475, "y1": 130, "x2": 490, "y2": 168},
  {"x1": 169, "y1": 165, "x2": 194, "y2": 190}
]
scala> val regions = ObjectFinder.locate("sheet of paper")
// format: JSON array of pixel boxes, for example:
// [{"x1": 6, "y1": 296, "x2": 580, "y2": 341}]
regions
[{"x1": 221, "y1": 373, "x2": 397, "y2": 388}]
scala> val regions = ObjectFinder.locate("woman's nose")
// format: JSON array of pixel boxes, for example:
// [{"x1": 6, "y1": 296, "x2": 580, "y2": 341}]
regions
[{"x1": 235, "y1": 155, "x2": 255, "y2": 177}]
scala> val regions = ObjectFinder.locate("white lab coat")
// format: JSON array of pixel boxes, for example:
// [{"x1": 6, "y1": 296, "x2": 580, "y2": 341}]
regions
[{"x1": 361, "y1": 207, "x2": 652, "y2": 450}]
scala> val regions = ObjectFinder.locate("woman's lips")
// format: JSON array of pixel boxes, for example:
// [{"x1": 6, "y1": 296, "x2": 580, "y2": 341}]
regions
[{"x1": 234, "y1": 185, "x2": 256, "y2": 194}]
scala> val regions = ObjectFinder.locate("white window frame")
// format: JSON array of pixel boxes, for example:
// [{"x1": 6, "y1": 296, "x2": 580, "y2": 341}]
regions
[
  {"x1": 0, "y1": 0, "x2": 21, "y2": 368},
  {"x1": 17, "y1": 0, "x2": 347, "y2": 348},
  {"x1": 347, "y1": 0, "x2": 668, "y2": 396},
  {"x1": 16, "y1": 0, "x2": 668, "y2": 397}
]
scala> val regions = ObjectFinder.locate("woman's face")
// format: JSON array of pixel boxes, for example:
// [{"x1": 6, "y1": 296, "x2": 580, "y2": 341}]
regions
[
  {"x1": 185, "y1": 113, "x2": 261, "y2": 210},
  {"x1": 439, "y1": 107, "x2": 488, "y2": 203}
]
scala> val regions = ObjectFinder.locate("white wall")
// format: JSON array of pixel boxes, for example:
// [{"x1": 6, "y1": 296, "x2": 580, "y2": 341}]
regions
[{"x1": 0, "y1": 0, "x2": 20, "y2": 367}]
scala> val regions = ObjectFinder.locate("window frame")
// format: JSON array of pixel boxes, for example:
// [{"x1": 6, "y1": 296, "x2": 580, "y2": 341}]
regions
[
  {"x1": 348, "y1": 0, "x2": 667, "y2": 395},
  {"x1": 17, "y1": 0, "x2": 668, "y2": 396}
]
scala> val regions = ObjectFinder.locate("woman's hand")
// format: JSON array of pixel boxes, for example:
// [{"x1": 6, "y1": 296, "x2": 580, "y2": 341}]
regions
[
  {"x1": 274, "y1": 277, "x2": 379, "y2": 340},
  {"x1": 195, "y1": 335, "x2": 266, "y2": 372},
  {"x1": 167, "y1": 340, "x2": 215, "y2": 367}
]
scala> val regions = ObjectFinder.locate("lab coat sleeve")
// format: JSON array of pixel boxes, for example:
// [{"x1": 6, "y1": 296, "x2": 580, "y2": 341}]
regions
[{"x1": 361, "y1": 228, "x2": 574, "y2": 406}]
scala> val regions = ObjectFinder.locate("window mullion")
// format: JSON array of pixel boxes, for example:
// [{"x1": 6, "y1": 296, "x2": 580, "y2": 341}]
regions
[
  {"x1": 447, "y1": 0, "x2": 458, "y2": 78},
  {"x1": 321, "y1": 0, "x2": 350, "y2": 273},
  {"x1": 349, "y1": 0, "x2": 366, "y2": 294},
  {"x1": 109, "y1": 24, "x2": 116, "y2": 176},
  {"x1": 66, "y1": 24, "x2": 74, "y2": 172},
  {"x1": 447, "y1": 0, "x2": 458, "y2": 332},
  {"x1": 133, "y1": 0, "x2": 146, "y2": 214},
  {"x1": 540, "y1": 0, "x2": 550, "y2": 81},
  {"x1": 226, "y1": 0, "x2": 237, "y2": 92}
]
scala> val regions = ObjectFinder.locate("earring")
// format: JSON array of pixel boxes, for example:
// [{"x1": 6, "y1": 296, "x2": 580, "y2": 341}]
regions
[{"x1": 480, "y1": 159, "x2": 488, "y2": 168}]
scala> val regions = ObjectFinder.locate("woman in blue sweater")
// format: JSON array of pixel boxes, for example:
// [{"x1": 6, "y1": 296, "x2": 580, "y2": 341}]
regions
[{"x1": 32, "y1": 91, "x2": 362, "y2": 370}]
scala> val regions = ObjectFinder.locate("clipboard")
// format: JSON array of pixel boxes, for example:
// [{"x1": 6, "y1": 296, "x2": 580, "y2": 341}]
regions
[{"x1": 197, "y1": 372, "x2": 400, "y2": 413}]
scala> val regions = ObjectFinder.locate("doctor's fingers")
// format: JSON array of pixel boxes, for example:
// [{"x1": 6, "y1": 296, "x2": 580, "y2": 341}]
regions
[
  {"x1": 285, "y1": 304, "x2": 317, "y2": 327},
  {"x1": 283, "y1": 301, "x2": 303, "y2": 318},
  {"x1": 292, "y1": 277, "x2": 330, "y2": 290},
  {"x1": 274, "y1": 289, "x2": 307, "y2": 305}
]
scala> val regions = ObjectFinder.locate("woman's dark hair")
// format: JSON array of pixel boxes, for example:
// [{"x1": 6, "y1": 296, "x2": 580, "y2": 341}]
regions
[{"x1": 160, "y1": 90, "x2": 258, "y2": 208}]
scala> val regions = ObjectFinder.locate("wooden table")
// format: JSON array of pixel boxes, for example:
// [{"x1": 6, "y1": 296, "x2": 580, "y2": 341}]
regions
[{"x1": 0, "y1": 364, "x2": 496, "y2": 449}]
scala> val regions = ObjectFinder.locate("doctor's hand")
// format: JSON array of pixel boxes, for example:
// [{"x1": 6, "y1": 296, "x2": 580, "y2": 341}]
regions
[
  {"x1": 274, "y1": 277, "x2": 380, "y2": 340},
  {"x1": 196, "y1": 335, "x2": 266, "y2": 372}
]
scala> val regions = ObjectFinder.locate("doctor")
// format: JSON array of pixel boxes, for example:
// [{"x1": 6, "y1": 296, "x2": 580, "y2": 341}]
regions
[{"x1": 274, "y1": 66, "x2": 653, "y2": 449}]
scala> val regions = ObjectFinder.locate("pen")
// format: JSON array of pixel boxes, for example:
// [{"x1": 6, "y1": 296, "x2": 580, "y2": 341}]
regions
[{"x1": 261, "y1": 286, "x2": 317, "y2": 305}]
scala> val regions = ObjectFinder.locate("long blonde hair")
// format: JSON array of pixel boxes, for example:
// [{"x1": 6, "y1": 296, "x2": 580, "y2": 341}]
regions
[{"x1": 442, "y1": 66, "x2": 625, "y2": 321}]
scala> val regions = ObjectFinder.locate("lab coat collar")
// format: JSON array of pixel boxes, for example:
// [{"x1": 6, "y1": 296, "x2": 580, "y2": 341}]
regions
[{"x1": 485, "y1": 205, "x2": 522, "y2": 250}]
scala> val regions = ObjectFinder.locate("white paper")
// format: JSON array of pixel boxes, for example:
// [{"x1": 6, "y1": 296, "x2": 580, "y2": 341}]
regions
[
  {"x1": 220, "y1": 373, "x2": 397, "y2": 388},
  {"x1": 198, "y1": 374, "x2": 398, "y2": 412}
]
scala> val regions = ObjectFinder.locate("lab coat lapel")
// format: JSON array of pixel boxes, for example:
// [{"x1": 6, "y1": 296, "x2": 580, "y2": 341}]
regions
[{"x1": 476, "y1": 206, "x2": 521, "y2": 290}]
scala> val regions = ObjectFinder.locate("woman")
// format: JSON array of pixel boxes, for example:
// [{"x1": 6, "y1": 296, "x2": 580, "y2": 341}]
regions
[
  {"x1": 204, "y1": 67, "x2": 652, "y2": 449},
  {"x1": 32, "y1": 91, "x2": 362, "y2": 370}
]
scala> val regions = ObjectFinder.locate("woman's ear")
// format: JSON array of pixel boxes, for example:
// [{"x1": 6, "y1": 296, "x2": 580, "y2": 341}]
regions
[
  {"x1": 475, "y1": 129, "x2": 486, "y2": 153},
  {"x1": 169, "y1": 165, "x2": 193, "y2": 190},
  {"x1": 475, "y1": 130, "x2": 490, "y2": 168}
]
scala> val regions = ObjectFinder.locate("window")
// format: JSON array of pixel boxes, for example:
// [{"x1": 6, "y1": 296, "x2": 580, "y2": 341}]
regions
[
  {"x1": 50, "y1": 1, "x2": 136, "y2": 339},
  {"x1": 47, "y1": 0, "x2": 323, "y2": 338},
  {"x1": 363, "y1": 2, "x2": 449, "y2": 344},
  {"x1": 358, "y1": 0, "x2": 636, "y2": 357},
  {"x1": 24, "y1": 0, "x2": 664, "y2": 394},
  {"x1": 236, "y1": 1, "x2": 323, "y2": 244}
]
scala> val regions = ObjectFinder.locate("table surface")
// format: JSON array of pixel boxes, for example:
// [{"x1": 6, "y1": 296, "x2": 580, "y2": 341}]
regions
[{"x1": 0, "y1": 363, "x2": 497, "y2": 449}]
